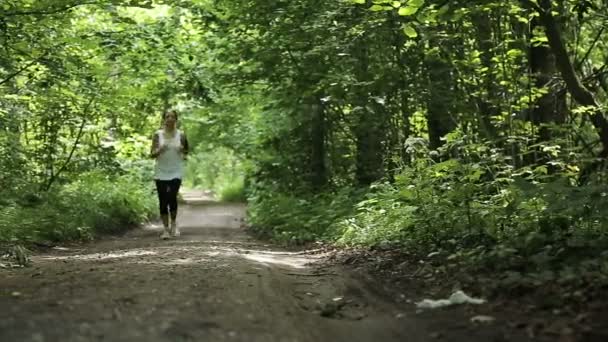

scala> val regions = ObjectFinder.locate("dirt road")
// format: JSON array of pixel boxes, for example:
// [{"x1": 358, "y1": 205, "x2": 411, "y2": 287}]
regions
[{"x1": 0, "y1": 192, "x2": 532, "y2": 342}]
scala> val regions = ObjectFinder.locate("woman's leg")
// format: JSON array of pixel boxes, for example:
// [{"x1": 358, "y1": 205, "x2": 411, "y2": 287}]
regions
[
  {"x1": 168, "y1": 178, "x2": 182, "y2": 236},
  {"x1": 155, "y1": 180, "x2": 171, "y2": 238}
]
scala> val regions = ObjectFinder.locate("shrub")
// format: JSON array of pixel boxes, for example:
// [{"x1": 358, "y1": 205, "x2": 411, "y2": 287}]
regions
[
  {"x1": 246, "y1": 137, "x2": 608, "y2": 289},
  {"x1": 0, "y1": 171, "x2": 156, "y2": 243},
  {"x1": 247, "y1": 185, "x2": 362, "y2": 245},
  {"x1": 218, "y1": 176, "x2": 246, "y2": 202}
]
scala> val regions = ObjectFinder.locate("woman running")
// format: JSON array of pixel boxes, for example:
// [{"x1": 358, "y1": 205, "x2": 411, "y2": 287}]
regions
[{"x1": 150, "y1": 110, "x2": 188, "y2": 239}]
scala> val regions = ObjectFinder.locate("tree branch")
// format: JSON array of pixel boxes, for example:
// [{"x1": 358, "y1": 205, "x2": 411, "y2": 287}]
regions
[
  {"x1": 519, "y1": 0, "x2": 542, "y2": 13},
  {"x1": 534, "y1": 0, "x2": 608, "y2": 158},
  {"x1": 0, "y1": 54, "x2": 47, "y2": 86},
  {"x1": 285, "y1": 48, "x2": 305, "y2": 76},
  {"x1": 575, "y1": 26, "x2": 605, "y2": 71},
  {"x1": 44, "y1": 95, "x2": 97, "y2": 191},
  {"x1": 3, "y1": 1, "x2": 155, "y2": 17},
  {"x1": 3, "y1": 2, "x2": 99, "y2": 17}
]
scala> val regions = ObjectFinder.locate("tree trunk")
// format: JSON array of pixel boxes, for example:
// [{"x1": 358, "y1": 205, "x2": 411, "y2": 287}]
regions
[
  {"x1": 534, "y1": 0, "x2": 608, "y2": 159},
  {"x1": 354, "y1": 116, "x2": 384, "y2": 185},
  {"x1": 310, "y1": 99, "x2": 327, "y2": 189},
  {"x1": 394, "y1": 17, "x2": 413, "y2": 165},
  {"x1": 425, "y1": 51, "x2": 456, "y2": 151},
  {"x1": 529, "y1": 4, "x2": 566, "y2": 144},
  {"x1": 353, "y1": 44, "x2": 384, "y2": 186},
  {"x1": 472, "y1": 10, "x2": 499, "y2": 139}
]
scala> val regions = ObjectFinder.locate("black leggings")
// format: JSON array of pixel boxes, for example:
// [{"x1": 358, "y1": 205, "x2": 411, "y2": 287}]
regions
[{"x1": 155, "y1": 179, "x2": 182, "y2": 216}]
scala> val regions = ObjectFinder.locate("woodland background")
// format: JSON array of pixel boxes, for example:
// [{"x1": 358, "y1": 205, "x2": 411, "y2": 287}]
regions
[{"x1": 2, "y1": 0, "x2": 608, "y2": 305}]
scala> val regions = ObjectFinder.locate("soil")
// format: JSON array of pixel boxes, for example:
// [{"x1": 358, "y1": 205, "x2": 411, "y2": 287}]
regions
[
  {"x1": 325, "y1": 246, "x2": 608, "y2": 342},
  {"x1": 0, "y1": 190, "x2": 567, "y2": 342}
]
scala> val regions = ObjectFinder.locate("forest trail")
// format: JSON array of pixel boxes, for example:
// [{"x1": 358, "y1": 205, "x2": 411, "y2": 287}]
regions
[{"x1": 1, "y1": 190, "x2": 533, "y2": 342}]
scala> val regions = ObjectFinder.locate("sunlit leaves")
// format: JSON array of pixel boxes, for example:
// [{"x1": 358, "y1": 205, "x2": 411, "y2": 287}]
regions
[
  {"x1": 398, "y1": 6, "x2": 419, "y2": 16},
  {"x1": 370, "y1": 5, "x2": 388, "y2": 11},
  {"x1": 0, "y1": 1, "x2": 212, "y2": 191},
  {"x1": 402, "y1": 24, "x2": 418, "y2": 38}
]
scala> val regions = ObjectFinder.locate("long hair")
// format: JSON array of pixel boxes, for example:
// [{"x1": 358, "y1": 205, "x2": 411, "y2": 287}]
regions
[
  {"x1": 161, "y1": 110, "x2": 179, "y2": 128},
  {"x1": 162, "y1": 110, "x2": 178, "y2": 121}
]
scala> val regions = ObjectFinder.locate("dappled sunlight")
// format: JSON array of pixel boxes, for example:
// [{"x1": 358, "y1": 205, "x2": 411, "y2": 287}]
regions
[
  {"x1": 241, "y1": 252, "x2": 310, "y2": 269},
  {"x1": 35, "y1": 238, "x2": 319, "y2": 269},
  {"x1": 125, "y1": 245, "x2": 315, "y2": 269},
  {"x1": 233, "y1": 248, "x2": 322, "y2": 257},
  {"x1": 169, "y1": 239, "x2": 258, "y2": 247},
  {"x1": 40, "y1": 249, "x2": 157, "y2": 261},
  {"x1": 197, "y1": 248, "x2": 312, "y2": 269},
  {"x1": 201, "y1": 245, "x2": 316, "y2": 269},
  {"x1": 133, "y1": 257, "x2": 211, "y2": 266}
]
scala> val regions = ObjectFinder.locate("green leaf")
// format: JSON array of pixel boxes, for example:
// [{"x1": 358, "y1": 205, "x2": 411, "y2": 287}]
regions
[
  {"x1": 352, "y1": 0, "x2": 366, "y2": 4},
  {"x1": 437, "y1": 3, "x2": 450, "y2": 17},
  {"x1": 534, "y1": 165, "x2": 548, "y2": 175},
  {"x1": 403, "y1": 24, "x2": 418, "y2": 38},
  {"x1": 398, "y1": 6, "x2": 419, "y2": 16},
  {"x1": 370, "y1": 4, "x2": 385, "y2": 11},
  {"x1": 506, "y1": 49, "x2": 523, "y2": 58},
  {"x1": 531, "y1": 35, "x2": 548, "y2": 47},
  {"x1": 408, "y1": 0, "x2": 425, "y2": 7}
]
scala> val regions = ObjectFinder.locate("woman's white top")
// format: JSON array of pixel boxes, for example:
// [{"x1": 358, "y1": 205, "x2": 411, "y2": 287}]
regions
[{"x1": 154, "y1": 129, "x2": 185, "y2": 180}]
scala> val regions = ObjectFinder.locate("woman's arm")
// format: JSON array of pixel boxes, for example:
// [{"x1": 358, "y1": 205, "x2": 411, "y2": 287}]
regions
[
  {"x1": 180, "y1": 132, "x2": 189, "y2": 159},
  {"x1": 150, "y1": 132, "x2": 161, "y2": 159}
]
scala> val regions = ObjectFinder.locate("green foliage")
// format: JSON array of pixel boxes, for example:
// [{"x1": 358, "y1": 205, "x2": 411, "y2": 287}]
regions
[
  {"x1": 247, "y1": 185, "x2": 364, "y2": 244},
  {"x1": 184, "y1": 147, "x2": 248, "y2": 202},
  {"x1": 218, "y1": 176, "x2": 246, "y2": 202},
  {"x1": 0, "y1": 172, "x2": 156, "y2": 243},
  {"x1": 1, "y1": 3, "x2": 202, "y2": 245},
  {"x1": 249, "y1": 133, "x2": 608, "y2": 288},
  {"x1": 195, "y1": 0, "x2": 608, "y2": 293},
  {"x1": 2, "y1": 0, "x2": 608, "y2": 296}
]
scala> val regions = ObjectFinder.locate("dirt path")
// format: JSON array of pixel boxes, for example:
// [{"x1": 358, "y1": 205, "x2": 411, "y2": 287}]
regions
[{"x1": 1, "y1": 191, "x2": 533, "y2": 342}]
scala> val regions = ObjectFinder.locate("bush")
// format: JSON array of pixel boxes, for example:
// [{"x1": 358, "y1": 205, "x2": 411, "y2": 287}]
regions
[
  {"x1": 0, "y1": 171, "x2": 156, "y2": 243},
  {"x1": 183, "y1": 148, "x2": 251, "y2": 203},
  {"x1": 246, "y1": 137, "x2": 608, "y2": 289},
  {"x1": 218, "y1": 176, "x2": 246, "y2": 202},
  {"x1": 247, "y1": 185, "x2": 362, "y2": 245}
]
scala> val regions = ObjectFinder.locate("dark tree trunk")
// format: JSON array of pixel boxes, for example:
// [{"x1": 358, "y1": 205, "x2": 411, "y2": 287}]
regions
[
  {"x1": 394, "y1": 19, "x2": 413, "y2": 165},
  {"x1": 310, "y1": 99, "x2": 327, "y2": 189},
  {"x1": 472, "y1": 10, "x2": 499, "y2": 138},
  {"x1": 354, "y1": 116, "x2": 384, "y2": 185},
  {"x1": 425, "y1": 52, "x2": 456, "y2": 150},
  {"x1": 353, "y1": 44, "x2": 384, "y2": 186},
  {"x1": 535, "y1": 0, "x2": 608, "y2": 157},
  {"x1": 529, "y1": 11, "x2": 566, "y2": 144}
]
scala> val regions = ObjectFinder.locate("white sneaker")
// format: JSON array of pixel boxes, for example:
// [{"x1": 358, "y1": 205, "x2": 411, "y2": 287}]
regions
[
  {"x1": 160, "y1": 229, "x2": 171, "y2": 240},
  {"x1": 170, "y1": 222, "x2": 180, "y2": 237}
]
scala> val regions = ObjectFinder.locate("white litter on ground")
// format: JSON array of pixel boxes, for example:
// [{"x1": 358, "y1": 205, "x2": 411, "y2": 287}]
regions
[
  {"x1": 415, "y1": 290, "x2": 486, "y2": 309},
  {"x1": 470, "y1": 315, "x2": 495, "y2": 323}
]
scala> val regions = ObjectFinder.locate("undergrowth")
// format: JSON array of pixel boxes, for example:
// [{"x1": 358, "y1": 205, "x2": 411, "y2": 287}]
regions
[
  {"x1": 246, "y1": 137, "x2": 608, "y2": 292},
  {"x1": 0, "y1": 171, "x2": 156, "y2": 244}
]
